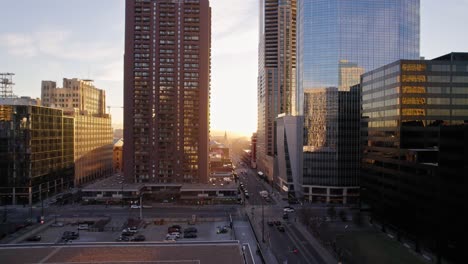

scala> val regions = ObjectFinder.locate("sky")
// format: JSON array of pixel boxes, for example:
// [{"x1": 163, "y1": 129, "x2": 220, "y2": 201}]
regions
[{"x1": 0, "y1": 0, "x2": 467, "y2": 137}]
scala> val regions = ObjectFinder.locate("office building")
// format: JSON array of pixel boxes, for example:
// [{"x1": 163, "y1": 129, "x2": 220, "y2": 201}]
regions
[
  {"x1": 124, "y1": 0, "x2": 211, "y2": 184},
  {"x1": 361, "y1": 53, "x2": 468, "y2": 263},
  {"x1": 0, "y1": 98, "x2": 74, "y2": 205},
  {"x1": 42, "y1": 78, "x2": 106, "y2": 115},
  {"x1": 296, "y1": 0, "x2": 420, "y2": 203},
  {"x1": 257, "y1": 0, "x2": 296, "y2": 183},
  {"x1": 301, "y1": 87, "x2": 361, "y2": 203},
  {"x1": 42, "y1": 78, "x2": 113, "y2": 186},
  {"x1": 276, "y1": 115, "x2": 303, "y2": 198}
]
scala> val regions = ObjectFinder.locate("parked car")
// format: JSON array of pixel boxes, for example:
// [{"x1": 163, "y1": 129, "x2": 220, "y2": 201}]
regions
[
  {"x1": 168, "y1": 227, "x2": 180, "y2": 233},
  {"x1": 50, "y1": 222, "x2": 65, "y2": 227},
  {"x1": 130, "y1": 204, "x2": 141, "y2": 209},
  {"x1": 165, "y1": 234, "x2": 179, "y2": 240},
  {"x1": 77, "y1": 224, "x2": 89, "y2": 230},
  {"x1": 274, "y1": 221, "x2": 282, "y2": 226},
  {"x1": 62, "y1": 231, "x2": 79, "y2": 240},
  {"x1": 282, "y1": 213, "x2": 289, "y2": 220},
  {"x1": 26, "y1": 235, "x2": 41, "y2": 242},
  {"x1": 121, "y1": 231, "x2": 134, "y2": 236},
  {"x1": 167, "y1": 232, "x2": 180, "y2": 238},
  {"x1": 131, "y1": 235, "x2": 146, "y2": 241},
  {"x1": 184, "y1": 227, "x2": 197, "y2": 233},
  {"x1": 267, "y1": 221, "x2": 274, "y2": 226},
  {"x1": 216, "y1": 227, "x2": 228, "y2": 234},
  {"x1": 277, "y1": 226, "x2": 285, "y2": 232},
  {"x1": 183, "y1": 232, "x2": 197, "y2": 238},
  {"x1": 116, "y1": 235, "x2": 130, "y2": 242}
]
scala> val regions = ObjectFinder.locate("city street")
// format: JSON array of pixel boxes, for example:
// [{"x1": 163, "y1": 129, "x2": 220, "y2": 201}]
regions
[
  {"x1": 233, "y1": 157, "x2": 335, "y2": 264},
  {"x1": 2, "y1": 204, "x2": 239, "y2": 223}
]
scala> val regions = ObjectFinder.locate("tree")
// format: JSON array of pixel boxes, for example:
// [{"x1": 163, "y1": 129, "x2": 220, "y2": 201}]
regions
[
  {"x1": 327, "y1": 205, "x2": 337, "y2": 220},
  {"x1": 338, "y1": 209, "x2": 347, "y2": 222},
  {"x1": 352, "y1": 211, "x2": 363, "y2": 227}
]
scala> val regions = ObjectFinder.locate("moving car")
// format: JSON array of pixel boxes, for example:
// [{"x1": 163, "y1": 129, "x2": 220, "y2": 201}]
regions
[
  {"x1": 282, "y1": 213, "x2": 289, "y2": 220},
  {"x1": 283, "y1": 207, "x2": 295, "y2": 213},
  {"x1": 277, "y1": 226, "x2": 285, "y2": 232},
  {"x1": 267, "y1": 221, "x2": 274, "y2": 226},
  {"x1": 130, "y1": 204, "x2": 141, "y2": 209}
]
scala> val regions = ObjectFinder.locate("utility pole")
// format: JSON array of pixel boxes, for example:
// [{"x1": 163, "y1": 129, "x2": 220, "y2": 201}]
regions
[{"x1": 262, "y1": 198, "x2": 265, "y2": 243}]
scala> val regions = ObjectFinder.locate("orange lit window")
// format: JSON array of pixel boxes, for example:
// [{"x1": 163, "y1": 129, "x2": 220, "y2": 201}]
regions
[{"x1": 402, "y1": 63, "x2": 426, "y2": 71}]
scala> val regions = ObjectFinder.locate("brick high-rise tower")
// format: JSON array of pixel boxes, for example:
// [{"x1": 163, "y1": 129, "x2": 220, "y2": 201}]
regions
[{"x1": 124, "y1": 0, "x2": 211, "y2": 184}]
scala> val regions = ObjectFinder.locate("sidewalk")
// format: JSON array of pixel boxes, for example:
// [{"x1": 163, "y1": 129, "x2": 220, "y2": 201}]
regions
[
  {"x1": 245, "y1": 211, "x2": 278, "y2": 264},
  {"x1": 233, "y1": 220, "x2": 263, "y2": 264}
]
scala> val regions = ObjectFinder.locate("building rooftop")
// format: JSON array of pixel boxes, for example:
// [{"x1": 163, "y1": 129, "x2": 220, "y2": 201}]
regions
[
  {"x1": 0, "y1": 242, "x2": 244, "y2": 264},
  {"x1": 0, "y1": 97, "x2": 41, "y2": 106},
  {"x1": 181, "y1": 181, "x2": 238, "y2": 191},
  {"x1": 432, "y1": 52, "x2": 468, "y2": 61},
  {"x1": 82, "y1": 174, "x2": 144, "y2": 192}
]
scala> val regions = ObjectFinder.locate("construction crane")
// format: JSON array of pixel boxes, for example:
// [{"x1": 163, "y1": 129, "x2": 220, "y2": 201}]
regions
[
  {"x1": 107, "y1": 105, "x2": 123, "y2": 114},
  {"x1": 0, "y1": 73, "x2": 15, "y2": 98}
]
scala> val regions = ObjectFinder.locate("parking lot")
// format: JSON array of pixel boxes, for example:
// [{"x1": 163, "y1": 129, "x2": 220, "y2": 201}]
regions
[{"x1": 21, "y1": 220, "x2": 234, "y2": 243}]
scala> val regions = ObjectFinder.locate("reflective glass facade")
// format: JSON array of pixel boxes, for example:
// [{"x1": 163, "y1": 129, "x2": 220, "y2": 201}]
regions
[
  {"x1": 297, "y1": 0, "x2": 420, "y2": 113},
  {"x1": 361, "y1": 53, "x2": 468, "y2": 263},
  {"x1": 297, "y1": 0, "x2": 419, "y2": 203},
  {"x1": 0, "y1": 104, "x2": 74, "y2": 205}
]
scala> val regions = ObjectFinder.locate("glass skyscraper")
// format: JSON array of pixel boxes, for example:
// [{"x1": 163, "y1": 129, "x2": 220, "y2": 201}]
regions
[
  {"x1": 297, "y1": 0, "x2": 420, "y2": 111},
  {"x1": 297, "y1": 0, "x2": 420, "y2": 203}
]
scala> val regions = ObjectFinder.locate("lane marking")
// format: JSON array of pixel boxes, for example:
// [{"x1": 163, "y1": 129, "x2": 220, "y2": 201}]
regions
[
  {"x1": 243, "y1": 243, "x2": 256, "y2": 264},
  {"x1": 38, "y1": 246, "x2": 62, "y2": 264},
  {"x1": 283, "y1": 225, "x2": 316, "y2": 264}
]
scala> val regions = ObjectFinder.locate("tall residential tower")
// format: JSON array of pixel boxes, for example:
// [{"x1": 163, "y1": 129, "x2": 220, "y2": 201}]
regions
[
  {"x1": 124, "y1": 0, "x2": 211, "y2": 184},
  {"x1": 257, "y1": 0, "x2": 296, "y2": 183}
]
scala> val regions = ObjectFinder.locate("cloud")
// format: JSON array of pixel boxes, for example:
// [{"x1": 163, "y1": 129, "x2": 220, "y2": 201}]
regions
[
  {"x1": 95, "y1": 60, "x2": 123, "y2": 81},
  {"x1": 211, "y1": 0, "x2": 258, "y2": 55},
  {"x1": 0, "y1": 33, "x2": 38, "y2": 57},
  {"x1": 0, "y1": 29, "x2": 121, "y2": 62}
]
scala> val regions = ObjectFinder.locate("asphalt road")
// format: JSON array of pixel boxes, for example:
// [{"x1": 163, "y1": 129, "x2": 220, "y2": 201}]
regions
[
  {"x1": 3, "y1": 205, "x2": 238, "y2": 224},
  {"x1": 234, "y1": 159, "x2": 329, "y2": 264}
]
